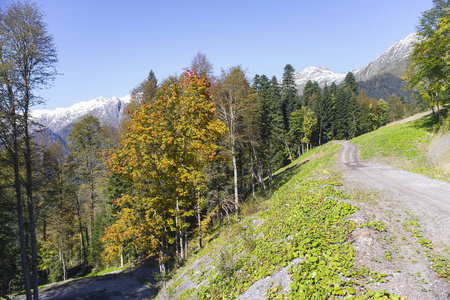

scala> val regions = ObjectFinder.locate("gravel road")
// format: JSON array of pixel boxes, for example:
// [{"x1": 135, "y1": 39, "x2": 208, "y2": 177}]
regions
[
  {"x1": 340, "y1": 141, "x2": 450, "y2": 245},
  {"x1": 339, "y1": 141, "x2": 450, "y2": 299}
]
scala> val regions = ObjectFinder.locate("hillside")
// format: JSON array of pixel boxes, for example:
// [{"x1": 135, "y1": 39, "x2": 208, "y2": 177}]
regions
[
  {"x1": 155, "y1": 114, "x2": 450, "y2": 300},
  {"x1": 351, "y1": 111, "x2": 450, "y2": 181},
  {"x1": 15, "y1": 113, "x2": 450, "y2": 300}
]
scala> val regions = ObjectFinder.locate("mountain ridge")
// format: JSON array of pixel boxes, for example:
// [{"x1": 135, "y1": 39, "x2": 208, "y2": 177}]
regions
[
  {"x1": 31, "y1": 33, "x2": 418, "y2": 141},
  {"x1": 31, "y1": 95, "x2": 131, "y2": 142},
  {"x1": 294, "y1": 33, "x2": 418, "y2": 94}
]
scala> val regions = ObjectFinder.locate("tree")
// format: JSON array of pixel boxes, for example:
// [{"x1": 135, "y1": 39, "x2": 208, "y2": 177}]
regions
[
  {"x1": 343, "y1": 72, "x2": 358, "y2": 95},
  {"x1": 0, "y1": 2, "x2": 57, "y2": 299},
  {"x1": 105, "y1": 68, "x2": 226, "y2": 272},
  {"x1": 253, "y1": 74, "x2": 284, "y2": 188},
  {"x1": 67, "y1": 115, "x2": 105, "y2": 263},
  {"x1": 405, "y1": 1, "x2": 450, "y2": 113},
  {"x1": 281, "y1": 64, "x2": 300, "y2": 132},
  {"x1": 334, "y1": 87, "x2": 350, "y2": 140},
  {"x1": 39, "y1": 141, "x2": 77, "y2": 282},
  {"x1": 320, "y1": 84, "x2": 336, "y2": 144},
  {"x1": 191, "y1": 52, "x2": 214, "y2": 81},
  {"x1": 357, "y1": 90, "x2": 378, "y2": 134},
  {"x1": 213, "y1": 66, "x2": 256, "y2": 213},
  {"x1": 417, "y1": 0, "x2": 450, "y2": 37},
  {"x1": 388, "y1": 94, "x2": 404, "y2": 122},
  {"x1": 377, "y1": 99, "x2": 389, "y2": 127},
  {"x1": 347, "y1": 92, "x2": 360, "y2": 139},
  {"x1": 289, "y1": 108, "x2": 304, "y2": 156}
]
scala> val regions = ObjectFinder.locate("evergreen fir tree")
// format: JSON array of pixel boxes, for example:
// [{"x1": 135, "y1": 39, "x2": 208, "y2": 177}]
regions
[{"x1": 281, "y1": 64, "x2": 300, "y2": 132}]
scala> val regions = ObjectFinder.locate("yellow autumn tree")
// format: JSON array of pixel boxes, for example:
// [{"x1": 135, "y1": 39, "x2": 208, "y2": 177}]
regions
[{"x1": 102, "y1": 69, "x2": 226, "y2": 273}]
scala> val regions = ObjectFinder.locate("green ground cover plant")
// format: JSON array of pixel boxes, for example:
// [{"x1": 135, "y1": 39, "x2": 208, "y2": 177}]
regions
[{"x1": 159, "y1": 143, "x2": 403, "y2": 299}]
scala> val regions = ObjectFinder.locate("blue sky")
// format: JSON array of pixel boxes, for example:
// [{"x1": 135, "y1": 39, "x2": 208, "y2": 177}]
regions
[{"x1": 8, "y1": 0, "x2": 432, "y2": 109}]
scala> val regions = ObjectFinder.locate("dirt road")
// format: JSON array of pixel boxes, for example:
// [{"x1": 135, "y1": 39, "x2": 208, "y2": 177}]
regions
[
  {"x1": 339, "y1": 141, "x2": 450, "y2": 299},
  {"x1": 340, "y1": 141, "x2": 450, "y2": 215}
]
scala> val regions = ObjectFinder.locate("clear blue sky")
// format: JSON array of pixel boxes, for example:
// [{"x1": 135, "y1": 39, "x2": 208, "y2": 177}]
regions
[{"x1": 6, "y1": 0, "x2": 432, "y2": 109}]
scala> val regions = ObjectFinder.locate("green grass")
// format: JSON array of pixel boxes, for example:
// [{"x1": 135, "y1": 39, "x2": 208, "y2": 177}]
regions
[
  {"x1": 351, "y1": 113, "x2": 449, "y2": 181},
  {"x1": 84, "y1": 266, "x2": 125, "y2": 278},
  {"x1": 159, "y1": 143, "x2": 402, "y2": 299}
]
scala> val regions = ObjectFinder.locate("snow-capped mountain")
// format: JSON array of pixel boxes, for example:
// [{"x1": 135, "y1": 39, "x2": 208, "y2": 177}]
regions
[
  {"x1": 294, "y1": 33, "x2": 418, "y2": 94},
  {"x1": 293, "y1": 66, "x2": 348, "y2": 95},
  {"x1": 355, "y1": 33, "x2": 418, "y2": 82},
  {"x1": 31, "y1": 95, "x2": 131, "y2": 142}
]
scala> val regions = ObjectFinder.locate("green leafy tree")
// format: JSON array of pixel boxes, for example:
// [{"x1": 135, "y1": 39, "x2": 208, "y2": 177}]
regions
[
  {"x1": 67, "y1": 115, "x2": 106, "y2": 263},
  {"x1": 289, "y1": 109, "x2": 304, "y2": 156},
  {"x1": 320, "y1": 84, "x2": 336, "y2": 143},
  {"x1": 388, "y1": 94, "x2": 405, "y2": 122},
  {"x1": 0, "y1": 2, "x2": 57, "y2": 298},
  {"x1": 214, "y1": 66, "x2": 256, "y2": 213},
  {"x1": 377, "y1": 99, "x2": 389, "y2": 127},
  {"x1": 269, "y1": 76, "x2": 287, "y2": 169},
  {"x1": 405, "y1": 1, "x2": 450, "y2": 113},
  {"x1": 39, "y1": 141, "x2": 77, "y2": 282}
]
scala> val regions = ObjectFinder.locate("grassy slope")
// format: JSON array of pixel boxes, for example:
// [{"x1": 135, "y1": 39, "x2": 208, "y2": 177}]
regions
[
  {"x1": 157, "y1": 143, "x2": 401, "y2": 300},
  {"x1": 351, "y1": 113, "x2": 450, "y2": 181}
]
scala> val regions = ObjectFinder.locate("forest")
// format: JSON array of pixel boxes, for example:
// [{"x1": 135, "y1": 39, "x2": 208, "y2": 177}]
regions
[{"x1": 1, "y1": 1, "x2": 448, "y2": 299}]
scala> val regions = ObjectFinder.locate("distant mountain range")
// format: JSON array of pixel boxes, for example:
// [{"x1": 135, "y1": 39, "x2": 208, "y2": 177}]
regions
[
  {"x1": 32, "y1": 95, "x2": 131, "y2": 142},
  {"x1": 294, "y1": 33, "x2": 417, "y2": 94},
  {"x1": 31, "y1": 33, "x2": 418, "y2": 142}
]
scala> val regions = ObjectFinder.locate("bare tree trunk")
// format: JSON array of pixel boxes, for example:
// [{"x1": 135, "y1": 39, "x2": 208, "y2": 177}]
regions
[
  {"x1": 6, "y1": 95, "x2": 32, "y2": 300},
  {"x1": 268, "y1": 141, "x2": 273, "y2": 190},
  {"x1": 231, "y1": 135, "x2": 239, "y2": 213},
  {"x1": 14, "y1": 136, "x2": 32, "y2": 300},
  {"x1": 89, "y1": 169, "x2": 95, "y2": 244},
  {"x1": 75, "y1": 196, "x2": 86, "y2": 264},
  {"x1": 197, "y1": 192, "x2": 203, "y2": 249},
  {"x1": 60, "y1": 250, "x2": 67, "y2": 281},
  {"x1": 250, "y1": 150, "x2": 255, "y2": 201},
  {"x1": 283, "y1": 135, "x2": 293, "y2": 163},
  {"x1": 24, "y1": 107, "x2": 39, "y2": 300}
]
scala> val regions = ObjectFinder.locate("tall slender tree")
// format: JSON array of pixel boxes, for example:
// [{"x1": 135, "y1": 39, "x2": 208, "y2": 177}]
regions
[
  {"x1": 67, "y1": 115, "x2": 105, "y2": 263},
  {"x1": 213, "y1": 66, "x2": 256, "y2": 213},
  {"x1": 0, "y1": 2, "x2": 57, "y2": 299}
]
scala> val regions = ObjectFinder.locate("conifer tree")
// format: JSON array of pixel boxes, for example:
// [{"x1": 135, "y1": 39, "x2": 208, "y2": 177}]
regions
[
  {"x1": 269, "y1": 76, "x2": 287, "y2": 169},
  {"x1": 253, "y1": 74, "x2": 284, "y2": 187},
  {"x1": 281, "y1": 64, "x2": 300, "y2": 132}
]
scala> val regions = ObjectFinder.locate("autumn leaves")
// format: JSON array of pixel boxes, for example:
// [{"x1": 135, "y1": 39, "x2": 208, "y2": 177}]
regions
[{"x1": 103, "y1": 69, "x2": 227, "y2": 272}]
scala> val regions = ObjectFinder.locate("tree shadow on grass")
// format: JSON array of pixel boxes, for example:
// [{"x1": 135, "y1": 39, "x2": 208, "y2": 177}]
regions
[
  {"x1": 269, "y1": 159, "x2": 310, "y2": 193},
  {"x1": 412, "y1": 107, "x2": 448, "y2": 132}
]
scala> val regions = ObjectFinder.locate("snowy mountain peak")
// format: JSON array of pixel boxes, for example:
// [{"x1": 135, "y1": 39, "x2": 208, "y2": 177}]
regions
[
  {"x1": 293, "y1": 33, "x2": 418, "y2": 94},
  {"x1": 31, "y1": 95, "x2": 131, "y2": 142},
  {"x1": 294, "y1": 66, "x2": 347, "y2": 94},
  {"x1": 355, "y1": 33, "x2": 418, "y2": 81}
]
